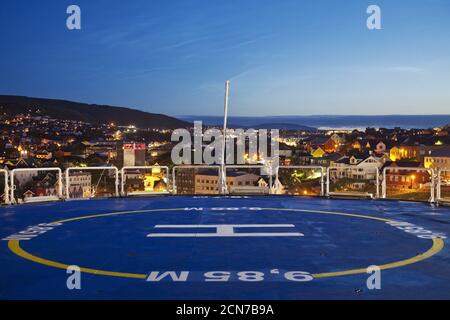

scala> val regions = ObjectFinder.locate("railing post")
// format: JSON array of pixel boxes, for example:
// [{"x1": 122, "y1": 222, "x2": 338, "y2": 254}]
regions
[
  {"x1": 376, "y1": 169, "x2": 380, "y2": 199},
  {"x1": 0, "y1": 169, "x2": 10, "y2": 204},
  {"x1": 172, "y1": 166, "x2": 177, "y2": 195},
  {"x1": 65, "y1": 169, "x2": 70, "y2": 199},
  {"x1": 430, "y1": 168, "x2": 435, "y2": 203},
  {"x1": 437, "y1": 170, "x2": 442, "y2": 201},
  {"x1": 326, "y1": 167, "x2": 330, "y2": 196},
  {"x1": 120, "y1": 168, "x2": 125, "y2": 196},
  {"x1": 320, "y1": 167, "x2": 325, "y2": 197},
  {"x1": 114, "y1": 167, "x2": 119, "y2": 197},
  {"x1": 56, "y1": 168, "x2": 63, "y2": 199},
  {"x1": 10, "y1": 170, "x2": 15, "y2": 204},
  {"x1": 5, "y1": 171, "x2": 9, "y2": 204}
]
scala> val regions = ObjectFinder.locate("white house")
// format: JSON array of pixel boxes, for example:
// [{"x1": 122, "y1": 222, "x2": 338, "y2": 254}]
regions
[
  {"x1": 256, "y1": 176, "x2": 285, "y2": 194},
  {"x1": 330, "y1": 154, "x2": 385, "y2": 181},
  {"x1": 271, "y1": 177, "x2": 285, "y2": 194}
]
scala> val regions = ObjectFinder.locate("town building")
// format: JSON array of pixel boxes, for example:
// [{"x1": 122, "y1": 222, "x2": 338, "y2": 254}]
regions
[
  {"x1": 66, "y1": 171, "x2": 92, "y2": 198},
  {"x1": 194, "y1": 170, "x2": 260, "y2": 194},
  {"x1": 382, "y1": 161, "x2": 430, "y2": 191},
  {"x1": 119, "y1": 143, "x2": 146, "y2": 167},
  {"x1": 424, "y1": 149, "x2": 450, "y2": 171}
]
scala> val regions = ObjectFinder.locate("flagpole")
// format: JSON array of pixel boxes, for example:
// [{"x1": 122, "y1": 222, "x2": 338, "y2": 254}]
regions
[{"x1": 219, "y1": 80, "x2": 230, "y2": 194}]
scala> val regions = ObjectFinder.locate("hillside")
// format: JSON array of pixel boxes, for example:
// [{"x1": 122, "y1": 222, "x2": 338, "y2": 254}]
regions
[{"x1": 0, "y1": 95, "x2": 190, "y2": 129}]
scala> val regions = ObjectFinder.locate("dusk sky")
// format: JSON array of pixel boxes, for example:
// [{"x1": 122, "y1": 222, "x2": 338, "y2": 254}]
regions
[{"x1": 1, "y1": 0, "x2": 449, "y2": 116}]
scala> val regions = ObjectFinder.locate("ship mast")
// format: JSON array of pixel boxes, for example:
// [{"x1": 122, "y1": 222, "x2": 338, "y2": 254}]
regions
[{"x1": 219, "y1": 80, "x2": 230, "y2": 194}]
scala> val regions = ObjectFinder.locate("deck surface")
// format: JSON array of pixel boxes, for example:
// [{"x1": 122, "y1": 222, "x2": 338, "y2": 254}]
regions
[{"x1": 1, "y1": 196, "x2": 449, "y2": 299}]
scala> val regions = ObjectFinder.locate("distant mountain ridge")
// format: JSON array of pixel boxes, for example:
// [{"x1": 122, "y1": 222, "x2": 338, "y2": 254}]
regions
[
  {"x1": 181, "y1": 115, "x2": 450, "y2": 130},
  {"x1": 240, "y1": 123, "x2": 316, "y2": 131},
  {"x1": 0, "y1": 95, "x2": 190, "y2": 129}
]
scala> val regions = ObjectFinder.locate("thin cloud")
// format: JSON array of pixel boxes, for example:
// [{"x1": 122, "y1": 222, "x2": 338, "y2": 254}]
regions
[{"x1": 388, "y1": 66, "x2": 424, "y2": 73}]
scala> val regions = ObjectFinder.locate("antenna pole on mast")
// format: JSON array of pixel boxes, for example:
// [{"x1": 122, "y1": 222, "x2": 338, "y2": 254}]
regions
[{"x1": 219, "y1": 80, "x2": 230, "y2": 194}]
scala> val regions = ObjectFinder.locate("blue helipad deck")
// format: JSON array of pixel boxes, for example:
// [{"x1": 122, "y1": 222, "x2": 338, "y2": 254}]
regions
[{"x1": 1, "y1": 196, "x2": 449, "y2": 299}]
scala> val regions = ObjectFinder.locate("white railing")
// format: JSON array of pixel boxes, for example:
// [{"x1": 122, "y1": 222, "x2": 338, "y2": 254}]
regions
[
  {"x1": 10, "y1": 167, "x2": 63, "y2": 204},
  {"x1": 2, "y1": 164, "x2": 447, "y2": 205},
  {"x1": 382, "y1": 167, "x2": 435, "y2": 203},
  {"x1": 437, "y1": 168, "x2": 450, "y2": 204},
  {"x1": 172, "y1": 165, "x2": 220, "y2": 195},
  {"x1": 120, "y1": 166, "x2": 170, "y2": 196},
  {"x1": 0, "y1": 169, "x2": 10, "y2": 204},
  {"x1": 277, "y1": 165, "x2": 325, "y2": 196},
  {"x1": 65, "y1": 166, "x2": 119, "y2": 199},
  {"x1": 327, "y1": 166, "x2": 380, "y2": 199}
]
